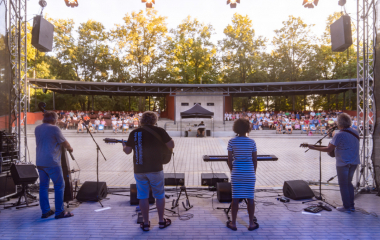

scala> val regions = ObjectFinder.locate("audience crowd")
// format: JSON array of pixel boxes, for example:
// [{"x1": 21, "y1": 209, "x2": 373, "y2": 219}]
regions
[
  {"x1": 55, "y1": 109, "x2": 359, "y2": 136},
  {"x1": 56, "y1": 110, "x2": 149, "y2": 133},
  {"x1": 224, "y1": 110, "x2": 359, "y2": 136}
]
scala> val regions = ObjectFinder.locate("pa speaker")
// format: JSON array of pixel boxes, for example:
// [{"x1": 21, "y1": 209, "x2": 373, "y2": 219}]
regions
[
  {"x1": 217, "y1": 182, "x2": 232, "y2": 203},
  {"x1": 283, "y1": 180, "x2": 314, "y2": 200},
  {"x1": 330, "y1": 15, "x2": 352, "y2": 52},
  {"x1": 76, "y1": 181, "x2": 108, "y2": 202},
  {"x1": 130, "y1": 184, "x2": 155, "y2": 205},
  {"x1": 0, "y1": 173, "x2": 16, "y2": 198},
  {"x1": 10, "y1": 164, "x2": 38, "y2": 185},
  {"x1": 32, "y1": 16, "x2": 54, "y2": 52}
]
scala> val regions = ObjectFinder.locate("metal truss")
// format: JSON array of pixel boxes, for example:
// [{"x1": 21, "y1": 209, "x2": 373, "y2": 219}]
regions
[
  {"x1": 356, "y1": 0, "x2": 376, "y2": 190},
  {"x1": 8, "y1": 0, "x2": 28, "y2": 162},
  {"x1": 28, "y1": 78, "x2": 356, "y2": 97}
]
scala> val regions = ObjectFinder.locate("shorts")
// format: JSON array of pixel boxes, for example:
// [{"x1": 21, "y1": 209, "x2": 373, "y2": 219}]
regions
[{"x1": 134, "y1": 170, "x2": 165, "y2": 200}]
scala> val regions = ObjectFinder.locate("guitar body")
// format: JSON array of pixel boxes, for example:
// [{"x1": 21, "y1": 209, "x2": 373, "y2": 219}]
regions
[{"x1": 61, "y1": 145, "x2": 74, "y2": 203}]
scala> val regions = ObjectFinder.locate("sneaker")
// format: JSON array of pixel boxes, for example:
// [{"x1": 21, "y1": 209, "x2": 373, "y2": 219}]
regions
[
  {"x1": 336, "y1": 207, "x2": 351, "y2": 213},
  {"x1": 350, "y1": 207, "x2": 356, "y2": 212}
]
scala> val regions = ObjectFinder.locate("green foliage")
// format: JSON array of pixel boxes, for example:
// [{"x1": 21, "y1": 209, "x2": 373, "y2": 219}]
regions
[{"x1": 27, "y1": 11, "x2": 357, "y2": 112}]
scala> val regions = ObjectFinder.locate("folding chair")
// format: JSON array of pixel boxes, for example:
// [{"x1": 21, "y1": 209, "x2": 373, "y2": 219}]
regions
[
  {"x1": 301, "y1": 125, "x2": 308, "y2": 134},
  {"x1": 97, "y1": 124, "x2": 105, "y2": 133},
  {"x1": 122, "y1": 124, "x2": 129, "y2": 134}
]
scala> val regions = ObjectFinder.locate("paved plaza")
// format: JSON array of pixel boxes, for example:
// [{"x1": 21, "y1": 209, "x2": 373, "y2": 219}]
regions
[
  {"x1": 26, "y1": 131, "x2": 343, "y2": 188},
  {"x1": 1, "y1": 129, "x2": 379, "y2": 239}
]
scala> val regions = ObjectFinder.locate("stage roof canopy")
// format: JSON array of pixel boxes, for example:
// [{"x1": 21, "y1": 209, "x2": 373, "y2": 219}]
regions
[
  {"x1": 180, "y1": 104, "x2": 214, "y2": 119},
  {"x1": 28, "y1": 78, "x2": 357, "y2": 97}
]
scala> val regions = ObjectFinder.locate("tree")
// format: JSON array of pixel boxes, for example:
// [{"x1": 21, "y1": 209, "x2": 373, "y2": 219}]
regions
[
  {"x1": 165, "y1": 16, "x2": 219, "y2": 84},
  {"x1": 112, "y1": 10, "x2": 168, "y2": 110},
  {"x1": 219, "y1": 13, "x2": 266, "y2": 83}
]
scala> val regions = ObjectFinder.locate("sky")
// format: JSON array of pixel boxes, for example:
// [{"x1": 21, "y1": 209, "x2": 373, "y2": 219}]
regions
[{"x1": 27, "y1": 0, "x2": 357, "y2": 49}]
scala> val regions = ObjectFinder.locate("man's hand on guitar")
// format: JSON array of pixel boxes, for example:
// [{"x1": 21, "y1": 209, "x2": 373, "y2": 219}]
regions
[
  {"x1": 67, "y1": 146, "x2": 74, "y2": 152},
  {"x1": 307, "y1": 144, "x2": 315, "y2": 150}
]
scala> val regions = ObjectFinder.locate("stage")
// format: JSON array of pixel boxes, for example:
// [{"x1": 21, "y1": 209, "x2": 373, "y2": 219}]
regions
[{"x1": 0, "y1": 185, "x2": 379, "y2": 239}]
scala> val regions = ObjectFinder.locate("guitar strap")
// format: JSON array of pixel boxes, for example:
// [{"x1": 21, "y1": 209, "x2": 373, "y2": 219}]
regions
[
  {"x1": 340, "y1": 129, "x2": 360, "y2": 141},
  {"x1": 142, "y1": 126, "x2": 165, "y2": 144}
]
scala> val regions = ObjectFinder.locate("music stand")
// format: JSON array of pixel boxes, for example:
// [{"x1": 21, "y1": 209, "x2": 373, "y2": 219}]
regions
[{"x1": 83, "y1": 123, "x2": 107, "y2": 207}]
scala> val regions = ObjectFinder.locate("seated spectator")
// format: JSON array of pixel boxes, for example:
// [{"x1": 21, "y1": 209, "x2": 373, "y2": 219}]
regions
[
  {"x1": 94, "y1": 118, "x2": 100, "y2": 130},
  {"x1": 72, "y1": 115, "x2": 78, "y2": 121},
  {"x1": 112, "y1": 119, "x2": 118, "y2": 133},
  {"x1": 77, "y1": 119, "x2": 84, "y2": 132},
  {"x1": 117, "y1": 118, "x2": 123, "y2": 130},
  {"x1": 268, "y1": 117, "x2": 274, "y2": 129},
  {"x1": 276, "y1": 122, "x2": 283, "y2": 134},
  {"x1": 285, "y1": 122, "x2": 293, "y2": 134},
  {"x1": 294, "y1": 119, "x2": 300, "y2": 130},
  {"x1": 100, "y1": 119, "x2": 106, "y2": 127}
]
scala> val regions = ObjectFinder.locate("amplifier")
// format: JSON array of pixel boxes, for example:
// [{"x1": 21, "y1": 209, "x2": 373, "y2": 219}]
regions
[
  {"x1": 217, "y1": 182, "x2": 232, "y2": 203},
  {"x1": 164, "y1": 173, "x2": 185, "y2": 186},
  {"x1": 201, "y1": 173, "x2": 228, "y2": 187},
  {"x1": 10, "y1": 164, "x2": 38, "y2": 185}
]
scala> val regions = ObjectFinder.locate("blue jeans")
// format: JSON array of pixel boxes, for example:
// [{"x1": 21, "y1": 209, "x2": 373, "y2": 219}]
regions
[
  {"x1": 336, "y1": 164, "x2": 357, "y2": 209},
  {"x1": 37, "y1": 166, "x2": 65, "y2": 216}
]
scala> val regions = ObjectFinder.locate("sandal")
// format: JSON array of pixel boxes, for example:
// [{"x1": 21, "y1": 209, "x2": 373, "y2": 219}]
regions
[
  {"x1": 55, "y1": 211, "x2": 74, "y2": 219},
  {"x1": 159, "y1": 218, "x2": 171, "y2": 229},
  {"x1": 41, "y1": 210, "x2": 54, "y2": 219},
  {"x1": 140, "y1": 221, "x2": 150, "y2": 231},
  {"x1": 226, "y1": 221, "x2": 237, "y2": 231},
  {"x1": 248, "y1": 222, "x2": 259, "y2": 231}
]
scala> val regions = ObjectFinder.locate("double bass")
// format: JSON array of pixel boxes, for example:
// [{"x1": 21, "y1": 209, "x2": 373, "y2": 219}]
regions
[{"x1": 38, "y1": 102, "x2": 75, "y2": 205}]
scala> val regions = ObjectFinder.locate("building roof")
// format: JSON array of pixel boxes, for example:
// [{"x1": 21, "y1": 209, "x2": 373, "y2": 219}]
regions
[{"x1": 28, "y1": 78, "x2": 357, "y2": 97}]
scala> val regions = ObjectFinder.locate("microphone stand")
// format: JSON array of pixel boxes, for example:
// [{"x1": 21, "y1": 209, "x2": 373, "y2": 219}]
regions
[
  {"x1": 303, "y1": 126, "x2": 336, "y2": 206},
  {"x1": 83, "y1": 122, "x2": 107, "y2": 207}
]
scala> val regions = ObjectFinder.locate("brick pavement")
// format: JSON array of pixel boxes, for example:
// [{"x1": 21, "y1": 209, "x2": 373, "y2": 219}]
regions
[{"x1": 26, "y1": 133, "x2": 343, "y2": 188}]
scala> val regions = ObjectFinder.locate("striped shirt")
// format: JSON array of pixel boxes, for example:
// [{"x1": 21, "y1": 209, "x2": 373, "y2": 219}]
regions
[{"x1": 227, "y1": 136, "x2": 257, "y2": 160}]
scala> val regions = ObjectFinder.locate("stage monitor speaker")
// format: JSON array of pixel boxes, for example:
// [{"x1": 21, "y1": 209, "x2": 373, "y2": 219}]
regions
[
  {"x1": 201, "y1": 173, "x2": 228, "y2": 187},
  {"x1": 330, "y1": 15, "x2": 352, "y2": 52},
  {"x1": 32, "y1": 16, "x2": 54, "y2": 52},
  {"x1": 76, "y1": 181, "x2": 108, "y2": 202},
  {"x1": 217, "y1": 182, "x2": 232, "y2": 203},
  {"x1": 164, "y1": 173, "x2": 185, "y2": 186},
  {"x1": 130, "y1": 184, "x2": 155, "y2": 205},
  {"x1": 10, "y1": 164, "x2": 38, "y2": 185},
  {"x1": 283, "y1": 180, "x2": 314, "y2": 200},
  {"x1": 0, "y1": 173, "x2": 16, "y2": 199}
]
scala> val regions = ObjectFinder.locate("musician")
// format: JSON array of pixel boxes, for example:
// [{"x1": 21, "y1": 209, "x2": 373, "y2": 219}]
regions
[
  {"x1": 226, "y1": 118, "x2": 258, "y2": 231},
  {"x1": 308, "y1": 113, "x2": 359, "y2": 213},
  {"x1": 197, "y1": 121, "x2": 206, "y2": 137},
  {"x1": 122, "y1": 111, "x2": 174, "y2": 231},
  {"x1": 35, "y1": 111, "x2": 74, "y2": 219}
]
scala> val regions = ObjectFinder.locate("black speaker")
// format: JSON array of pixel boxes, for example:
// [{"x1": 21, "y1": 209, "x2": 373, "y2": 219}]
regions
[
  {"x1": 217, "y1": 182, "x2": 232, "y2": 203},
  {"x1": 283, "y1": 180, "x2": 315, "y2": 200},
  {"x1": 10, "y1": 164, "x2": 38, "y2": 185},
  {"x1": 330, "y1": 15, "x2": 352, "y2": 52},
  {"x1": 201, "y1": 173, "x2": 228, "y2": 187},
  {"x1": 32, "y1": 16, "x2": 54, "y2": 52},
  {"x1": 130, "y1": 184, "x2": 155, "y2": 205},
  {"x1": 76, "y1": 181, "x2": 108, "y2": 202},
  {"x1": 164, "y1": 173, "x2": 185, "y2": 186}
]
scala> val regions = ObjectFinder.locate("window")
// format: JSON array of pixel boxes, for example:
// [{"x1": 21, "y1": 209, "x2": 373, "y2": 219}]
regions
[
  {"x1": 194, "y1": 103, "x2": 201, "y2": 105},
  {"x1": 207, "y1": 103, "x2": 214, "y2": 106},
  {"x1": 181, "y1": 103, "x2": 189, "y2": 106}
]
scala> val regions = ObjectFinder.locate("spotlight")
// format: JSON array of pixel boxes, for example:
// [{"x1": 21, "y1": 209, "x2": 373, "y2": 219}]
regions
[
  {"x1": 142, "y1": 0, "x2": 155, "y2": 8},
  {"x1": 338, "y1": 0, "x2": 346, "y2": 6},
  {"x1": 227, "y1": 0, "x2": 240, "y2": 8},
  {"x1": 38, "y1": 0, "x2": 47, "y2": 8},
  {"x1": 65, "y1": 0, "x2": 79, "y2": 8},
  {"x1": 302, "y1": 0, "x2": 319, "y2": 8}
]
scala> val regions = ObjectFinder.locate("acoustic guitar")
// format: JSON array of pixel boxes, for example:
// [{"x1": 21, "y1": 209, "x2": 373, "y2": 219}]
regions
[{"x1": 299, "y1": 143, "x2": 335, "y2": 158}]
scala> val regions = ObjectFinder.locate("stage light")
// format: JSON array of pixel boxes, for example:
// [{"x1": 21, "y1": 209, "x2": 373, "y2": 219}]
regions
[
  {"x1": 302, "y1": 0, "x2": 318, "y2": 8},
  {"x1": 65, "y1": 0, "x2": 79, "y2": 8},
  {"x1": 38, "y1": 0, "x2": 47, "y2": 8},
  {"x1": 227, "y1": 0, "x2": 240, "y2": 8},
  {"x1": 142, "y1": 0, "x2": 155, "y2": 8},
  {"x1": 338, "y1": 0, "x2": 346, "y2": 6}
]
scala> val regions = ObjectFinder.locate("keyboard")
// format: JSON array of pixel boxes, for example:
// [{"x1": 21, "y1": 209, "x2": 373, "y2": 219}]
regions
[{"x1": 203, "y1": 155, "x2": 278, "y2": 162}]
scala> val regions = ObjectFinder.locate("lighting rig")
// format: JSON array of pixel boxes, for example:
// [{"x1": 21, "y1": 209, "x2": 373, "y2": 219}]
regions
[
  {"x1": 65, "y1": 0, "x2": 79, "y2": 8},
  {"x1": 302, "y1": 0, "x2": 319, "y2": 8},
  {"x1": 142, "y1": 0, "x2": 155, "y2": 8},
  {"x1": 227, "y1": 0, "x2": 240, "y2": 8}
]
